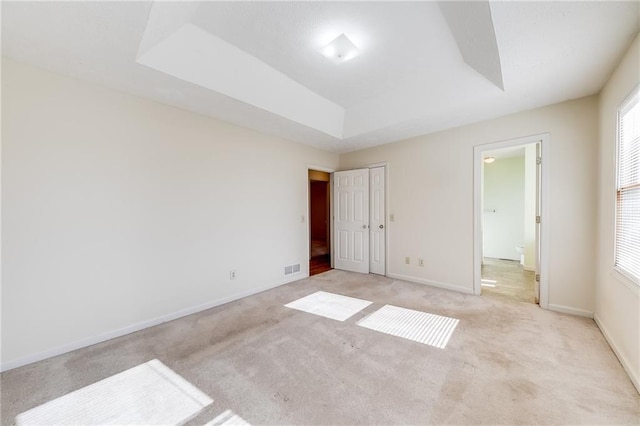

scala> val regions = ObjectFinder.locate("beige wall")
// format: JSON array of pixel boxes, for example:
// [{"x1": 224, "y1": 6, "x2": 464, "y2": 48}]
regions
[
  {"x1": 1, "y1": 58, "x2": 339, "y2": 368},
  {"x1": 596, "y1": 33, "x2": 640, "y2": 391},
  {"x1": 340, "y1": 96, "x2": 599, "y2": 315}
]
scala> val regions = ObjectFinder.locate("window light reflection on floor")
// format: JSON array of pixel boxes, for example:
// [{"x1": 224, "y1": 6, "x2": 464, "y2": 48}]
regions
[
  {"x1": 16, "y1": 359, "x2": 212, "y2": 425},
  {"x1": 481, "y1": 278, "x2": 497, "y2": 287},
  {"x1": 357, "y1": 305, "x2": 459, "y2": 349}
]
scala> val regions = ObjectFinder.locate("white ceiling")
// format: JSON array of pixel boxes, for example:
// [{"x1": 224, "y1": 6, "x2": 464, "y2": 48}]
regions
[{"x1": 2, "y1": 1, "x2": 639, "y2": 153}]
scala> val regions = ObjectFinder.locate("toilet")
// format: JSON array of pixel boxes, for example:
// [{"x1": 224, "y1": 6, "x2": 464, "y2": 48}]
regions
[{"x1": 516, "y1": 245, "x2": 525, "y2": 266}]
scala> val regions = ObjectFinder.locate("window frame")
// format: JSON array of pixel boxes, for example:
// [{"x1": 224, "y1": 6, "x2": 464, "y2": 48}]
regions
[{"x1": 613, "y1": 84, "x2": 640, "y2": 287}]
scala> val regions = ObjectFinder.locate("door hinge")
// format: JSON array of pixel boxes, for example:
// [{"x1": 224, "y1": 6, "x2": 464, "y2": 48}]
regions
[
  {"x1": 535, "y1": 274, "x2": 540, "y2": 282},
  {"x1": 536, "y1": 156, "x2": 542, "y2": 165},
  {"x1": 536, "y1": 215, "x2": 541, "y2": 224}
]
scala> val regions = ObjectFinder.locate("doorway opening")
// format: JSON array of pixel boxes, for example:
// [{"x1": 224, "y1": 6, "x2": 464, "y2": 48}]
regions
[
  {"x1": 309, "y1": 169, "x2": 331, "y2": 276},
  {"x1": 481, "y1": 144, "x2": 536, "y2": 303},
  {"x1": 474, "y1": 134, "x2": 549, "y2": 308}
]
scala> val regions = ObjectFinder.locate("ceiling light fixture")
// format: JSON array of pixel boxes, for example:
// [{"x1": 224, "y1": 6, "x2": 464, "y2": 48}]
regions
[
  {"x1": 319, "y1": 33, "x2": 359, "y2": 63},
  {"x1": 484, "y1": 157, "x2": 496, "y2": 164}
]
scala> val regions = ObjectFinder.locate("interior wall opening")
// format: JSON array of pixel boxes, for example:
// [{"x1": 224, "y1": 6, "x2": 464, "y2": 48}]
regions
[
  {"x1": 309, "y1": 169, "x2": 331, "y2": 276},
  {"x1": 480, "y1": 142, "x2": 540, "y2": 304}
]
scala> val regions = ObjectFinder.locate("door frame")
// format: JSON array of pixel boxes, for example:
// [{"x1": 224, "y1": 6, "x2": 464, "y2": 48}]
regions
[
  {"x1": 473, "y1": 134, "x2": 550, "y2": 308},
  {"x1": 307, "y1": 164, "x2": 336, "y2": 272}
]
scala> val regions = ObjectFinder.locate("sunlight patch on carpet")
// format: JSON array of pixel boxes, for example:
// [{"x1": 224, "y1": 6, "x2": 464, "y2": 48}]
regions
[
  {"x1": 285, "y1": 291, "x2": 372, "y2": 321},
  {"x1": 16, "y1": 359, "x2": 212, "y2": 425},
  {"x1": 357, "y1": 305, "x2": 459, "y2": 349},
  {"x1": 204, "y1": 409, "x2": 251, "y2": 426}
]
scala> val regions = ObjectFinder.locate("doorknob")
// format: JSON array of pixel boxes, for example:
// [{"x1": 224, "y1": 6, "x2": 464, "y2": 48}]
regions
[
  {"x1": 379, "y1": 224, "x2": 384, "y2": 229},
  {"x1": 362, "y1": 224, "x2": 368, "y2": 229}
]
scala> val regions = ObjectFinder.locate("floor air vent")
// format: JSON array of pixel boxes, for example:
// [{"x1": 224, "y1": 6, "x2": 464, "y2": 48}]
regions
[{"x1": 285, "y1": 263, "x2": 301, "y2": 276}]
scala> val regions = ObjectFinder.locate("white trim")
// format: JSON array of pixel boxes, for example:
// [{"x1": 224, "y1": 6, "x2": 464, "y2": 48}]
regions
[
  {"x1": 329, "y1": 172, "x2": 335, "y2": 269},
  {"x1": 0, "y1": 278, "x2": 298, "y2": 372},
  {"x1": 611, "y1": 269, "x2": 640, "y2": 295},
  {"x1": 612, "y1": 267, "x2": 640, "y2": 292},
  {"x1": 547, "y1": 304, "x2": 594, "y2": 318},
  {"x1": 594, "y1": 313, "x2": 640, "y2": 394},
  {"x1": 367, "y1": 162, "x2": 388, "y2": 169},
  {"x1": 387, "y1": 273, "x2": 474, "y2": 295},
  {"x1": 306, "y1": 164, "x2": 335, "y2": 174},
  {"x1": 473, "y1": 133, "x2": 550, "y2": 309},
  {"x1": 613, "y1": 84, "x2": 640, "y2": 286}
]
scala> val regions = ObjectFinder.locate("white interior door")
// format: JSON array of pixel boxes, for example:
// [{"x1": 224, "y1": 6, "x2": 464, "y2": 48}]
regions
[
  {"x1": 334, "y1": 169, "x2": 370, "y2": 274},
  {"x1": 369, "y1": 167, "x2": 386, "y2": 275},
  {"x1": 534, "y1": 142, "x2": 542, "y2": 304}
]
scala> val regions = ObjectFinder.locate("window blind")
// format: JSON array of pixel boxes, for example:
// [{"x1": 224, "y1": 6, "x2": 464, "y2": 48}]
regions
[{"x1": 615, "y1": 87, "x2": 640, "y2": 284}]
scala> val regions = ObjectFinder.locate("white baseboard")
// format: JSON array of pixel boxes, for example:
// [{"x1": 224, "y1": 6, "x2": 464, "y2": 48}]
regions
[
  {"x1": 0, "y1": 276, "x2": 303, "y2": 373},
  {"x1": 547, "y1": 303, "x2": 594, "y2": 318},
  {"x1": 594, "y1": 313, "x2": 640, "y2": 394},
  {"x1": 386, "y1": 273, "x2": 474, "y2": 295}
]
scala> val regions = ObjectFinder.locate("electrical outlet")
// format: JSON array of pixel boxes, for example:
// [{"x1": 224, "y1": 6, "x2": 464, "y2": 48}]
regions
[
  {"x1": 418, "y1": 258, "x2": 424, "y2": 267},
  {"x1": 405, "y1": 256, "x2": 410, "y2": 265},
  {"x1": 230, "y1": 270, "x2": 237, "y2": 280}
]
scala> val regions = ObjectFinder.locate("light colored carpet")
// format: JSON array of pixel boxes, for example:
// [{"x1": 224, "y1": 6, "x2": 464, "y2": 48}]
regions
[
  {"x1": 357, "y1": 304, "x2": 459, "y2": 349},
  {"x1": 285, "y1": 290, "x2": 372, "y2": 321},
  {"x1": 1, "y1": 270, "x2": 638, "y2": 425},
  {"x1": 15, "y1": 359, "x2": 212, "y2": 425}
]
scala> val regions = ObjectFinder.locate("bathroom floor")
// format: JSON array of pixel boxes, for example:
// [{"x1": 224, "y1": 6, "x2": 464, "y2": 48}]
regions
[{"x1": 480, "y1": 258, "x2": 536, "y2": 303}]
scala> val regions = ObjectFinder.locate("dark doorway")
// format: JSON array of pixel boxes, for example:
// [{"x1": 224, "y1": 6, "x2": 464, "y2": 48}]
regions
[{"x1": 309, "y1": 170, "x2": 331, "y2": 275}]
